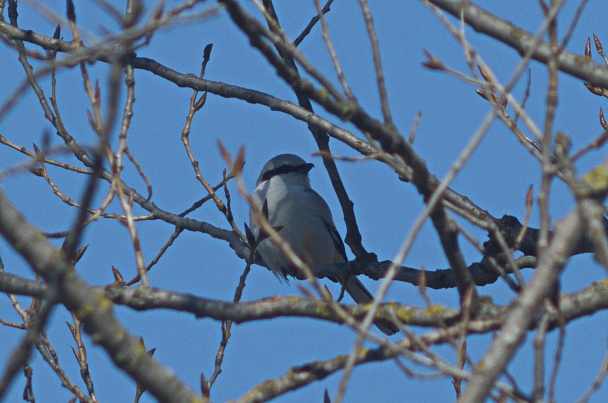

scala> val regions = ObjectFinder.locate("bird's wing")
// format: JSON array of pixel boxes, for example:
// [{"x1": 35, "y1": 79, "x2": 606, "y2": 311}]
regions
[
  {"x1": 322, "y1": 217, "x2": 347, "y2": 262},
  {"x1": 302, "y1": 186, "x2": 347, "y2": 262}
]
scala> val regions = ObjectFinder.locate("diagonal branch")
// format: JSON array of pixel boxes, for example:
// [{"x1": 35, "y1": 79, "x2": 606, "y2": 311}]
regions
[
  {"x1": 428, "y1": 0, "x2": 608, "y2": 89},
  {"x1": 460, "y1": 198, "x2": 603, "y2": 402},
  {"x1": 0, "y1": 189, "x2": 202, "y2": 403}
]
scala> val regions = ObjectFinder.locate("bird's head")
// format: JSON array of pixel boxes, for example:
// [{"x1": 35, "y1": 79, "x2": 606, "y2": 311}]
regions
[{"x1": 256, "y1": 154, "x2": 314, "y2": 187}]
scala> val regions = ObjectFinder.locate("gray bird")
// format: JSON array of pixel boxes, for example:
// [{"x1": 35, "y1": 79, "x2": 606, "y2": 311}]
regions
[{"x1": 250, "y1": 154, "x2": 397, "y2": 335}]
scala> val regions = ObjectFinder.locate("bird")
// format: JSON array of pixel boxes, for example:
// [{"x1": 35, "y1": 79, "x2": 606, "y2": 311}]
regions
[{"x1": 249, "y1": 153, "x2": 397, "y2": 335}]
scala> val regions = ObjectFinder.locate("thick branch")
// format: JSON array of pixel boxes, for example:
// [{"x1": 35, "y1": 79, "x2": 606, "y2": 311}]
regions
[
  {"x1": 3, "y1": 269, "x2": 607, "y2": 333},
  {"x1": 429, "y1": 0, "x2": 608, "y2": 89},
  {"x1": 0, "y1": 190, "x2": 202, "y2": 403},
  {"x1": 105, "y1": 286, "x2": 458, "y2": 327}
]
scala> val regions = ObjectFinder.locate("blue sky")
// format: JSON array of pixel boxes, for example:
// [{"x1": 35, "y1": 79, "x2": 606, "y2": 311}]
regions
[{"x1": 1, "y1": 1, "x2": 608, "y2": 402}]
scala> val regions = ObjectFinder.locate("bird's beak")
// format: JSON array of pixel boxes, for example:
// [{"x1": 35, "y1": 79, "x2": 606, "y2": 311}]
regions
[{"x1": 302, "y1": 163, "x2": 314, "y2": 173}]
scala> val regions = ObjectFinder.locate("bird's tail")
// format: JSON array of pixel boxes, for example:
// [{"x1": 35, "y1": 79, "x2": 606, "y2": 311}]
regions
[{"x1": 343, "y1": 277, "x2": 399, "y2": 336}]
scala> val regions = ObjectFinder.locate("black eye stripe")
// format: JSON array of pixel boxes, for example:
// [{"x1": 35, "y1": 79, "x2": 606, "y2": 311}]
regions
[{"x1": 261, "y1": 163, "x2": 313, "y2": 183}]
